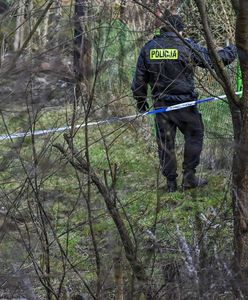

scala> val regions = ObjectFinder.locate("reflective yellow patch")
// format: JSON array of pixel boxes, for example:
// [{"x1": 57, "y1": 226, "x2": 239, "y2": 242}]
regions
[{"x1": 150, "y1": 49, "x2": 179, "y2": 60}]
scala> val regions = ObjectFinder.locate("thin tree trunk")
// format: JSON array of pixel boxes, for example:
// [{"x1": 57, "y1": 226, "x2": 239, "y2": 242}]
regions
[
  {"x1": 41, "y1": 7, "x2": 50, "y2": 47},
  {"x1": 49, "y1": 0, "x2": 62, "y2": 48},
  {"x1": 118, "y1": 1, "x2": 126, "y2": 90},
  {"x1": 232, "y1": 0, "x2": 248, "y2": 296},
  {"x1": 74, "y1": 0, "x2": 85, "y2": 81},
  {"x1": 114, "y1": 249, "x2": 124, "y2": 300},
  {"x1": 0, "y1": 33, "x2": 6, "y2": 66},
  {"x1": 26, "y1": 0, "x2": 34, "y2": 53},
  {"x1": 73, "y1": 0, "x2": 92, "y2": 90},
  {"x1": 14, "y1": 0, "x2": 25, "y2": 51}
]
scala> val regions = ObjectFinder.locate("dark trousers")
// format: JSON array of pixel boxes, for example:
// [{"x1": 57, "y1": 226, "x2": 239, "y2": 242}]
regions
[{"x1": 155, "y1": 106, "x2": 204, "y2": 180}]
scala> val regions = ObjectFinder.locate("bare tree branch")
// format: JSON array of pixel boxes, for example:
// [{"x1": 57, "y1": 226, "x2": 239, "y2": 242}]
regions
[{"x1": 54, "y1": 135, "x2": 152, "y2": 297}]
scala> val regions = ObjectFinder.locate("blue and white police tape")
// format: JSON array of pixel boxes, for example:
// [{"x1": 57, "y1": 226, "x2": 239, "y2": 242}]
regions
[{"x1": 0, "y1": 91, "x2": 242, "y2": 142}]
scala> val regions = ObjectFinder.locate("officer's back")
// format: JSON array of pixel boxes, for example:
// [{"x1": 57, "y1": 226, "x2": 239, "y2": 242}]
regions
[
  {"x1": 141, "y1": 30, "x2": 195, "y2": 106},
  {"x1": 132, "y1": 15, "x2": 237, "y2": 108}
]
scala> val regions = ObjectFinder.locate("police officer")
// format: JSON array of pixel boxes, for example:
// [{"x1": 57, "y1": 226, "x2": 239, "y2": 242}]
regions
[{"x1": 132, "y1": 14, "x2": 237, "y2": 192}]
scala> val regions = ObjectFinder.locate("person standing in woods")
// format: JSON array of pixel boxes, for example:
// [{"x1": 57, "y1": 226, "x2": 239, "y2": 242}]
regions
[{"x1": 132, "y1": 13, "x2": 237, "y2": 192}]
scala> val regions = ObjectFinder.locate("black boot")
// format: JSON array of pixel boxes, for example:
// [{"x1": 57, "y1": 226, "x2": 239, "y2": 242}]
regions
[
  {"x1": 182, "y1": 171, "x2": 208, "y2": 190},
  {"x1": 167, "y1": 179, "x2": 178, "y2": 193}
]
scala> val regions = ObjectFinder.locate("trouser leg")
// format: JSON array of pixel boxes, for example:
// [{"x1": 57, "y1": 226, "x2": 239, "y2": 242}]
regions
[
  {"x1": 177, "y1": 108, "x2": 204, "y2": 173},
  {"x1": 155, "y1": 113, "x2": 177, "y2": 180}
]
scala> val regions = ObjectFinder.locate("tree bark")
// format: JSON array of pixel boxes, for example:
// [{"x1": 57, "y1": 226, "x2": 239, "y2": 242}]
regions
[
  {"x1": 193, "y1": 0, "x2": 248, "y2": 295},
  {"x1": 73, "y1": 0, "x2": 92, "y2": 97},
  {"x1": 52, "y1": 0, "x2": 62, "y2": 47},
  {"x1": 14, "y1": 0, "x2": 25, "y2": 51},
  {"x1": 74, "y1": 0, "x2": 85, "y2": 81},
  {"x1": 232, "y1": 0, "x2": 248, "y2": 296},
  {"x1": 41, "y1": 8, "x2": 50, "y2": 47},
  {"x1": 114, "y1": 250, "x2": 124, "y2": 300}
]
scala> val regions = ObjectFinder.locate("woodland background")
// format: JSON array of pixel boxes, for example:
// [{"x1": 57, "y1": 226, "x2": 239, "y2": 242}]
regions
[{"x1": 0, "y1": 0, "x2": 247, "y2": 299}]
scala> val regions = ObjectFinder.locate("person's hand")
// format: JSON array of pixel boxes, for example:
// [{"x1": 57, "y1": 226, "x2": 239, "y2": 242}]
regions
[{"x1": 137, "y1": 100, "x2": 149, "y2": 113}]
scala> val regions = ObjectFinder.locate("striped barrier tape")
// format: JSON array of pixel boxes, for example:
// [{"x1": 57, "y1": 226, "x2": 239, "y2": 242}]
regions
[{"x1": 0, "y1": 91, "x2": 242, "y2": 141}]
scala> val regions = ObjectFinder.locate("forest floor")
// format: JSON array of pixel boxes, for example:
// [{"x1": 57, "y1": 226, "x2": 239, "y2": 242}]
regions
[
  {"x1": 0, "y1": 106, "x2": 233, "y2": 298},
  {"x1": 0, "y1": 60, "x2": 235, "y2": 299}
]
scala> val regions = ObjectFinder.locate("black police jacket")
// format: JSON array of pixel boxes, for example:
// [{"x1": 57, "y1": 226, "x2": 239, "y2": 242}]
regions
[{"x1": 132, "y1": 32, "x2": 237, "y2": 107}]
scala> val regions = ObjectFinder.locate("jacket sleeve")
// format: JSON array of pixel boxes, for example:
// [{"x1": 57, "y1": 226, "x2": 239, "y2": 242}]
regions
[
  {"x1": 131, "y1": 48, "x2": 149, "y2": 103},
  {"x1": 217, "y1": 44, "x2": 237, "y2": 66},
  {"x1": 188, "y1": 39, "x2": 237, "y2": 68}
]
